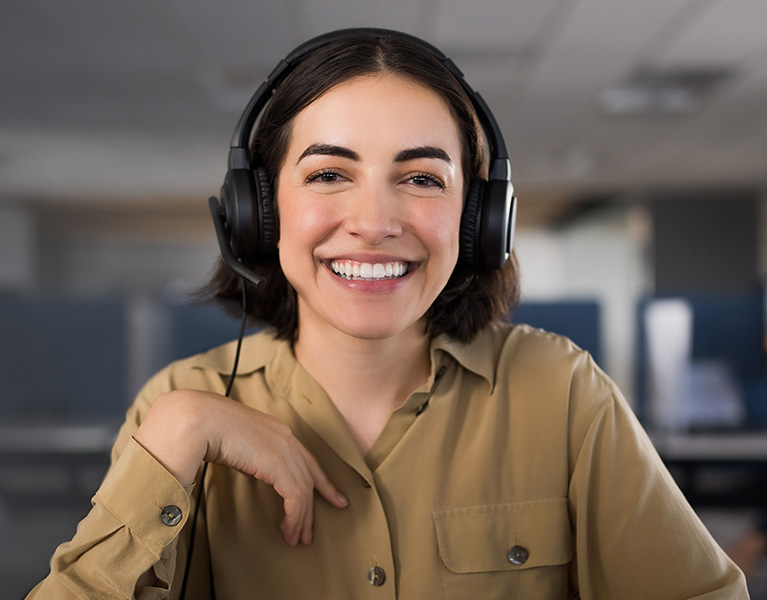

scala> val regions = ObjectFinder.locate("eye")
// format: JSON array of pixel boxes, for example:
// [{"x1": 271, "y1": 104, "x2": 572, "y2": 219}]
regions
[
  {"x1": 305, "y1": 169, "x2": 347, "y2": 184},
  {"x1": 405, "y1": 172, "x2": 445, "y2": 190}
]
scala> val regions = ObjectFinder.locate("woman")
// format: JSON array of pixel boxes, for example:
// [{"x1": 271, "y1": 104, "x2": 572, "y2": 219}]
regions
[{"x1": 28, "y1": 29, "x2": 747, "y2": 599}]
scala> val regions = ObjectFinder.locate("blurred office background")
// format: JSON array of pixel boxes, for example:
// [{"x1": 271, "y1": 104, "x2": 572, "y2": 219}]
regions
[{"x1": 1, "y1": 0, "x2": 766, "y2": 596}]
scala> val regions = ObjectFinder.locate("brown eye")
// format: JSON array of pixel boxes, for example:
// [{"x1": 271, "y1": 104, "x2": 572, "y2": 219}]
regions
[
  {"x1": 306, "y1": 170, "x2": 345, "y2": 184},
  {"x1": 407, "y1": 173, "x2": 444, "y2": 189}
]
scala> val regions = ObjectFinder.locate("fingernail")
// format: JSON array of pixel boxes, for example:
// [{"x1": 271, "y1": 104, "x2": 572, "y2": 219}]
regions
[{"x1": 337, "y1": 492, "x2": 349, "y2": 507}]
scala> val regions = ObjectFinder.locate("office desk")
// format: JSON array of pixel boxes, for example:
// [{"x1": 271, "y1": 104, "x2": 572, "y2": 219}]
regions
[
  {"x1": 651, "y1": 431, "x2": 767, "y2": 508},
  {"x1": 0, "y1": 422, "x2": 118, "y2": 508}
]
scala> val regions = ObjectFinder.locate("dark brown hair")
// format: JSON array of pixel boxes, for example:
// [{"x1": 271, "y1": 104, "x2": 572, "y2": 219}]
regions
[{"x1": 204, "y1": 30, "x2": 520, "y2": 343}]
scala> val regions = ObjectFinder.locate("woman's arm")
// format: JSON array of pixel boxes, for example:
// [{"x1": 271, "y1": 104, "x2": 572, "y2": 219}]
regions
[
  {"x1": 567, "y1": 364, "x2": 748, "y2": 598},
  {"x1": 26, "y1": 388, "x2": 347, "y2": 599},
  {"x1": 134, "y1": 389, "x2": 348, "y2": 546}
]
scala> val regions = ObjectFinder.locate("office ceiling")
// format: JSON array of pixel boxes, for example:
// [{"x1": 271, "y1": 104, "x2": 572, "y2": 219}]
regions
[{"x1": 1, "y1": 0, "x2": 766, "y2": 205}]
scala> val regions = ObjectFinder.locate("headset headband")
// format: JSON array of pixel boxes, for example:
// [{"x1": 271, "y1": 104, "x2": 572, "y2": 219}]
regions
[
  {"x1": 212, "y1": 27, "x2": 516, "y2": 284},
  {"x1": 227, "y1": 28, "x2": 511, "y2": 183}
]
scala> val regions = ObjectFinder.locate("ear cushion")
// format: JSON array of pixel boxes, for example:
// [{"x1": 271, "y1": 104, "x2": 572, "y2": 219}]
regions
[
  {"x1": 221, "y1": 168, "x2": 256, "y2": 259},
  {"x1": 459, "y1": 178, "x2": 485, "y2": 268},
  {"x1": 254, "y1": 167, "x2": 278, "y2": 255}
]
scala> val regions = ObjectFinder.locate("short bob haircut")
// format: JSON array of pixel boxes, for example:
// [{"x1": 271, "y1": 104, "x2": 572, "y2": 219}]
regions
[{"x1": 203, "y1": 30, "x2": 520, "y2": 344}]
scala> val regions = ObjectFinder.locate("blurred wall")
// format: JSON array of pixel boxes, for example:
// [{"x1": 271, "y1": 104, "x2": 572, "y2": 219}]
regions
[
  {"x1": 0, "y1": 205, "x2": 36, "y2": 293},
  {"x1": 650, "y1": 191, "x2": 759, "y2": 294}
]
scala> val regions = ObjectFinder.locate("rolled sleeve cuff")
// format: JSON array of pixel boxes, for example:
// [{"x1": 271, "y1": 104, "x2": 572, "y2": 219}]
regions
[{"x1": 95, "y1": 437, "x2": 194, "y2": 549}]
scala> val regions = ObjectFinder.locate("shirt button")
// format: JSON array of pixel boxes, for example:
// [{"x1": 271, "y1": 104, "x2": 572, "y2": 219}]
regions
[
  {"x1": 507, "y1": 545, "x2": 529, "y2": 566},
  {"x1": 367, "y1": 566, "x2": 386, "y2": 586},
  {"x1": 160, "y1": 505, "x2": 183, "y2": 527}
]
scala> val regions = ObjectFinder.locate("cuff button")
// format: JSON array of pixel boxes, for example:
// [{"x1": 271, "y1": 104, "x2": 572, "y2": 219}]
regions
[{"x1": 160, "y1": 505, "x2": 183, "y2": 527}]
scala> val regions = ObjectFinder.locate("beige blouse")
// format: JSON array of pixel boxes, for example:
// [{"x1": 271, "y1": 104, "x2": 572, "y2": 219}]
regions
[{"x1": 28, "y1": 324, "x2": 748, "y2": 599}]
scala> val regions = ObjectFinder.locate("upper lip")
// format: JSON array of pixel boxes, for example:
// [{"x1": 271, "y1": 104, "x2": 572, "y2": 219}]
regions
[{"x1": 322, "y1": 254, "x2": 413, "y2": 264}]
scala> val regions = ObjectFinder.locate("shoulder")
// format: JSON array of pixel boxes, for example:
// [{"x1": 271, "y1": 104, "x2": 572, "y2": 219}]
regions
[
  {"x1": 131, "y1": 329, "x2": 283, "y2": 416},
  {"x1": 112, "y1": 329, "x2": 285, "y2": 461},
  {"x1": 502, "y1": 323, "x2": 620, "y2": 405},
  {"x1": 182, "y1": 327, "x2": 281, "y2": 376},
  {"x1": 463, "y1": 323, "x2": 623, "y2": 423},
  {"x1": 496, "y1": 324, "x2": 633, "y2": 453},
  {"x1": 443, "y1": 322, "x2": 604, "y2": 389}
]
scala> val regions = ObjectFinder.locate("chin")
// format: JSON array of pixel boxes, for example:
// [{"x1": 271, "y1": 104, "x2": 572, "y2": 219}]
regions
[
  {"x1": 342, "y1": 323, "x2": 419, "y2": 341},
  {"x1": 331, "y1": 313, "x2": 427, "y2": 342}
]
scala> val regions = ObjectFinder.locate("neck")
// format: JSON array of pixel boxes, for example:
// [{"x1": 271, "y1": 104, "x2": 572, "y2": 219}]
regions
[{"x1": 293, "y1": 319, "x2": 432, "y2": 454}]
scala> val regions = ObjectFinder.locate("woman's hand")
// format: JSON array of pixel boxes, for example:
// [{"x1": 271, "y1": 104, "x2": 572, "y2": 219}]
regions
[{"x1": 133, "y1": 389, "x2": 348, "y2": 546}]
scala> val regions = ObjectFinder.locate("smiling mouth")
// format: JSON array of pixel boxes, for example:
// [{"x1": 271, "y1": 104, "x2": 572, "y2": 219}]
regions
[{"x1": 330, "y1": 260, "x2": 410, "y2": 281}]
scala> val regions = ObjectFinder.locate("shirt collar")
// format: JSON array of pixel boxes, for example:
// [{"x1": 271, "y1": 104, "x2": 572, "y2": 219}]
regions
[
  {"x1": 430, "y1": 326, "x2": 503, "y2": 391},
  {"x1": 189, "y1": 326, "x2": 503, "y2": 391},
  {"x1": 187, "y1": 330, "x2": 277, "y2": 376}
]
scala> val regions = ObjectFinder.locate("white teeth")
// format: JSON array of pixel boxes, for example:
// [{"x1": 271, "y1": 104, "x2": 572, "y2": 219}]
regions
[{"x1": 330, "y1": 261, "x2": 409, "y2": 280}]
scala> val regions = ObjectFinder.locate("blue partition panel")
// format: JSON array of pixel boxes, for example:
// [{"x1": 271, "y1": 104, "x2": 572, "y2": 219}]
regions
[
  {"x1": 0, "y1": 296, "x2": 128, "y2": 421},
  {"x1": 510, "y1": 300, "x2": 602, "y2": 365},
  {"x1": 163, "y1": 300, "x2": 260, "y2": 363}
]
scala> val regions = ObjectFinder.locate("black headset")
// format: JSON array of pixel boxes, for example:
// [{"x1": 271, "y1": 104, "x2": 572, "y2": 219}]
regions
[{"x1": 209, "y1": 27, "x2": 517, "y2": 289}]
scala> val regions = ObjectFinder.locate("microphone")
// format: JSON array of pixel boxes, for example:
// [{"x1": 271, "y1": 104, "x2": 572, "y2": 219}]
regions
[{"x1": 208, "y1": 196, "x2": 267, "y2": 290}]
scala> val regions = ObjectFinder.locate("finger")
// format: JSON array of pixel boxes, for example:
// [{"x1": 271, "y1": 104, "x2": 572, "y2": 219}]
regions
[
  {"x1": 292, "y1": 455, "x2": 318, "y2": 545},
  {"x1": 287, "y1": 448, "x2": 319, "y2": 543},
  {"x1": 277, "y1": 450, "x2": 335, "y2": 545},
  {"x1": 299, "y1": 521, "x2": 313, "y2": 545},
  {"x1": 280, "y1": 494, "x2": 305, "y2": 546},
  {"x1": 276, "y1": 453, "x2": 317, "y2": 546}
]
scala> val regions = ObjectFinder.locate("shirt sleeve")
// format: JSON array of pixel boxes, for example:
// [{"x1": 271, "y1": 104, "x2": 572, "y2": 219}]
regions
[
  {"x1": 567, "y1": 360, "x2": 749, "y2": 599},
  {"x1": 26, "y1": 438, "x2": 193, "y2": 600}
]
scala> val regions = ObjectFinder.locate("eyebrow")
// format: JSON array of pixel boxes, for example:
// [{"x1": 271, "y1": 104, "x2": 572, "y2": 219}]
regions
[
  {"x1": 297, "y1": 144, "x2": 360, "y2": 163},
  {"x1": 296, "y1": 143, "x2": 453, "y2": 165},
  {"x1": 394, "y1": 146, "x2": 452, "y2": 165}
]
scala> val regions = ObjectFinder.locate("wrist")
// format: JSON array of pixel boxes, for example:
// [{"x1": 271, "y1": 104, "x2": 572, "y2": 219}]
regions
[{"x1": 134, "y1": 390, "x2": 209, "y2": 485}]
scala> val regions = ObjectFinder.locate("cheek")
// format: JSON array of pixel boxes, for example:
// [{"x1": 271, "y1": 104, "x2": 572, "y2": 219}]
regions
[
  {"x1": 415, "y1": 203, "x2": 463, "y2": 262},
  {"x1": 277, "y1": 192, "x2": 335, "y2": 247},
  {"x1": 276, "y1": 195, "x2": 339, "y2": 282}
]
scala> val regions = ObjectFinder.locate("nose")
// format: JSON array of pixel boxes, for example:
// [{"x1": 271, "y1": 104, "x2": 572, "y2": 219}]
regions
[{"x1": 343, "y1": 183, "x2": 403, "y2": 244}]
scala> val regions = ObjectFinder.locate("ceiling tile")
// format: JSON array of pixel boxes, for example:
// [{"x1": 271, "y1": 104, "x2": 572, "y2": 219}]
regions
[
  {"x1": 529, "y1": 0, "x2": 695, "y2": 91},
  {"x1": 659, "y1": 0, "x2": 767, "y2": 66},
  {"x1": 298, "y1": 0, "x2": 426, "y2": 38},
  {"x1": 431, "y1": 0, "x2": 559, "y2": 53}
]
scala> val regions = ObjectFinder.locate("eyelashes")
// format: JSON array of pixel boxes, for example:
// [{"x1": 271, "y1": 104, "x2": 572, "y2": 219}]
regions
[
  {"x1": 305, "y1": 169, "x2": 346, "y2": 184},
  {"x1": 406, "y1": 172, "x2": 445, "y2": 190}
]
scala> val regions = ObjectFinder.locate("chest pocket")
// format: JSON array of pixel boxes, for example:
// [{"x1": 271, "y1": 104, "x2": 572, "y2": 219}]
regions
[{"x1": 433, "y1": 499, "x2": 573, "y2": 599}]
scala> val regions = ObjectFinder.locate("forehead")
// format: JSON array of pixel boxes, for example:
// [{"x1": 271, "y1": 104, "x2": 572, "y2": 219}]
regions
[{"x1": 285, "y1": 73, "x2": 462, "y2": 156}]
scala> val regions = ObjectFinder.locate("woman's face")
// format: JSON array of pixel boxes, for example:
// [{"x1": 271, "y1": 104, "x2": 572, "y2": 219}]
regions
[{"x1": 276, "y1": 73, "x2": 464, "y2": 342}]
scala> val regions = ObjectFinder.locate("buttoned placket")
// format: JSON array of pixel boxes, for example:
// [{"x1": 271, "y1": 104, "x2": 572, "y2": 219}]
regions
[{"x1": 262, "y1": 341, "x2": 456, "y2": 597}]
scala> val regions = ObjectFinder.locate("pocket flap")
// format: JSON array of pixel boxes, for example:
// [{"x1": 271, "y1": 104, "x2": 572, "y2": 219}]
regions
[{"x1": 434, "y1": 499, "x2": 572, "y2": 573}]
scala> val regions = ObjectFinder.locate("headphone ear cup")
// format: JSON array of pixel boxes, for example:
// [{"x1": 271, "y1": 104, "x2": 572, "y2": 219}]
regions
[
  {"x1": 221, "y1": 167, "x2": 257, "y2": 259},
  {"x1": 459, "y1": 178, "x2": 485, "y2": 268},
  {"x1": 480, "y1": 178, "x2": 515, "y2": 270},
  {"x1": 254, "y1": 167, "x2": 278, "y2": 255}
]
